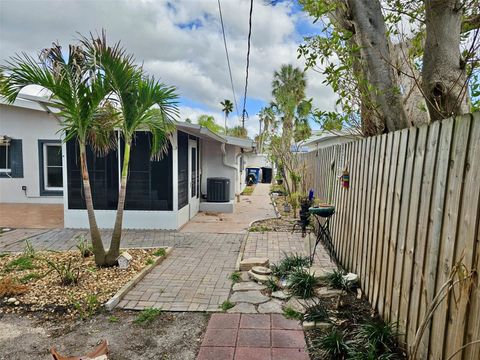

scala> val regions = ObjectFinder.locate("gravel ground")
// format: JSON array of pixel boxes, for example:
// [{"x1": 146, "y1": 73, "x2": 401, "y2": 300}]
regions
[{"x1": 0, "y1": 310, "x2": 209, "y2": 360}]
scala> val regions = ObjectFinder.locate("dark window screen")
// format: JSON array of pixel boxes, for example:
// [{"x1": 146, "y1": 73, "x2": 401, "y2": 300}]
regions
[
  {"x1": 178, "y1": 131, "x2": 189, "y2": 209},
  {"x1": 122, "y1": 132, "x2": 173, "y2": 211},
  {"x1": 66, "y1": 139, "x2": 119, "y2": 210}
]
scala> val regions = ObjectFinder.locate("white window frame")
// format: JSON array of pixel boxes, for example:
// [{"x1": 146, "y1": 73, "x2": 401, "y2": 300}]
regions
[
  {"x1": 0, "y1": 144, "x2": 11, "y2": 173},
  {"x1": 43, "y1": 143, "x2": 63, "y2": 191}
]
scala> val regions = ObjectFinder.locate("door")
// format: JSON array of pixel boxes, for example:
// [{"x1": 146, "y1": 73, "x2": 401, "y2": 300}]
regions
[{"x1": 188, "y1": 139, "x2": 199, "y2": 218}]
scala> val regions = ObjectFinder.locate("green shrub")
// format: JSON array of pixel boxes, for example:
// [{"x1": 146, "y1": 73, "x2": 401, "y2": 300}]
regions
[
  {"x1": 135, "y1": 307, "x2": 162, "y2": 324},
  {"x1": 153, "y1": 248, "x2": 167, "y2": 257},
  {"x1": 312, "y1": 327, "x2": 350, "y2": 359},
  {"x1": 303, "y1": 302, "x2": 329, "y2": 323},
  {"x1": 271, "y1": 252, "x2": 310, "y2": 278},
  {"x1": 5, "y1": 256, "x2": 35, "y2": 272},
  {"x1": 321, "y1": 269, "x2": 348, "y2": 290},
  {"x1": 287, "y1": 268, "x2": 319, "y2": 299},
  {"x1": 145, "y1": 258, "x2": 155, "y2": 265},
  {"x1": 353, "y1": 320, "x2": 399, "y2": 356},
  {"x1": 228, "y1": 272, "x2": 242, "y2": 283},
  {"x1": 76, "y1": 236, "x2": 93, "y2": 258},
  {"x1": 220, "y1": 300, "x2": 235, "y2": 311},
  {"x1": 283, "y1": 306, "x2": 303, "y2": 321}
]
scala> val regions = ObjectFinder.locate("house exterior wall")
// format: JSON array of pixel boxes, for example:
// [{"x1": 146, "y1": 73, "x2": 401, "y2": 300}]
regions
[{"x1": 0, "y1": 103, "x2": 63, "y2": 204}]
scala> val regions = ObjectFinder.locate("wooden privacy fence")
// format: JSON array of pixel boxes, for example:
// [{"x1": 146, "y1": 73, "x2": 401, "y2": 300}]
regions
[{"x1": 299, "y1": 113, "x2": 480, "y2": 359}]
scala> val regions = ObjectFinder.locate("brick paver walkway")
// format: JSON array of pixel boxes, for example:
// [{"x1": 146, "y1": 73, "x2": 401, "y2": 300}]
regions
[
  {"x1": 118, "y1": 233, "x2": 244, "y2": 312},
  {"x1": 197, "y1": 314, "x2": 309, "y2": 360},
  {"x1": 242, "y1": 231, "x2": 336, "y2": 274}
]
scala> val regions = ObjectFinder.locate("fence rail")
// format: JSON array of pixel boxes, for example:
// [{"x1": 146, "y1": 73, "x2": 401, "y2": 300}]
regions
[{"x1": 299, "y1": 113, "x2": 480, "y2": 359}]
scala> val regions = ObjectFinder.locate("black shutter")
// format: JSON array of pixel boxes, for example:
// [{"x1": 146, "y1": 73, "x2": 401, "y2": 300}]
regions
[{"x1": 10, "y1": 139, "x2": 23, "y2": 178}]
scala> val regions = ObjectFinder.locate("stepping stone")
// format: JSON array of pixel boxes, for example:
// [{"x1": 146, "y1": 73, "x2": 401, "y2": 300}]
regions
[
  {"x1": 233, "y1": 282, "x2": 266, "y2": 292},
  {"x1": 230, "y1": 290, "x2": 270, "y2": 305},
  {"x1": 240, "y1": 257, "x2": 269, "y2": 271},
  {"x1": 227, "y1": 303, "x2": 257, "y2": 314},
  {"x1": 272, "y1": 290, "x2": 290, "y2": 300},
  {"x1": 240, "y1": 271, "x2": 250, "y2": 282},
  {"x1": 252, "y1": 266, "x2": 272, "y2": 275},
  {"x1": 284, "y1": 297, "x2": 321, "y2": 313},
  {"x1": 258, "y1": 299, "x2": 283, "y2": 314},
  {"x1": 315, "y1": 287, "x2": 343, "y2": 298},
  {"x1": 247, "y1": 270, "x2": 271, "y2": 284}
]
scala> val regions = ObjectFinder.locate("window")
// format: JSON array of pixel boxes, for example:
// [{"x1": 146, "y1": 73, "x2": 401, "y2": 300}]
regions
[
  {"x1": 39, "y1": 141, "x2": 63, "y2": 195},
  {"x1": 0, "y1": 144, "x2": 10, "y2": 172}
]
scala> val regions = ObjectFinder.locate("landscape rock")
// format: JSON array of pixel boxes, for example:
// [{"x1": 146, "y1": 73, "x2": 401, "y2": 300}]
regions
[
  {"x1": 232, "y1": 282, "x2": 266, "y2": 292},
  {"x1": 315, "y1": 287, "x2": 343, "y2": 298},
  {"x1": 239, "y1": 271, "x2": 250, "y2": 282},
  {"x1": 302, "y1": 321, "x2": 331, "y2": 331},
  {"x1": 6, "y1": 298, "x2": 16, "y2": 304},
  {"x1": 251, "y1": 266, "x2": 272, "y2": 276},
  {"x1": 271, "y1": 290, "x2": 290, "y2": 300},
  {"x1": 117, "y1": 252, "x2": 133, "y2": 269},
  {"x1": 284, "y1": 297, "x2": 321, "y2": 313},
  {"x1": 227, "y1": 303, "x2": 257, "y2": 314},
  {"x1": 258, "y1": 299, "x2": 283, "y2": 314},
  {"x1": 343, "y1": 272, "x2": 358, "y2": 285},
  {"x1": 230, "y1": 290, "x2": 270, "y2": 305},
  {"x1": 247, "y1": 270, "x2": 272, "y2": 284},
  {"x1": 239, "y1": 257, "x2": 269, "y2": 271}
]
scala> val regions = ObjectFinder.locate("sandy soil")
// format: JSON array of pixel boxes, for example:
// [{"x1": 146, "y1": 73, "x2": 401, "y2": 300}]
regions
[{"x1": 0, "y1": 310, "x2": 209, "y2": 360}]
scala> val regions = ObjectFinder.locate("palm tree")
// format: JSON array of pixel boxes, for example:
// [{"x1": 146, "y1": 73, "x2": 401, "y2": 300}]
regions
[
  {"x1": 271, "y1": 64, "x2": 306, "y2": 143},
  {"x1": 258, "y1": 105, "x2": 275, "y2": 152},
  {"x1": 226, "y1": 125, "x2": 248, "y2": 138},
  {"x1": 0, "y1": 38, "x2": 119, "y2": 266},
  {"x1": 220, "y1": 99, "x2": 233, "y2": 133},
  {"x1": 88, "y1": 37, "x2": 179, "y2": 265},
  {"x1": 197, "y1": 114, "x2": 224, "y2": 134}
]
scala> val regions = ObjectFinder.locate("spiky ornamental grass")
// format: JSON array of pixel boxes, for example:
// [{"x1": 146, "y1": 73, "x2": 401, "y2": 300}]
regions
[
  {"x1": 313, "y1": 327, "x2": 350, "y2": 359},
  {"x1": 303, "y1": 301, "x2": 329, "y2": 323},
  {"x1": 321, "y1": 269, "x2": 348, "y2": 290},
  {"x1": 270, "y1": 252, "x2": 310, "y2": 278},
  {"x1": 287, "y1": 267, "x2": 319, "y2": 299}
]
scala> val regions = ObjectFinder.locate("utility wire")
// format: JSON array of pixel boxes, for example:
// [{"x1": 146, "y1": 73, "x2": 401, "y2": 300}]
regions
[
  {"x1": 217, "y1": 0, "x2": 240, "y2": 119},
  {"x1": 241, "y1": 0, "x2": 254, "y2": 129}
]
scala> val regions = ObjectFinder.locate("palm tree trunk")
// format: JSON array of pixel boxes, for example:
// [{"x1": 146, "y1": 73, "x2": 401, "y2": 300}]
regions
[
  {"x1": 106, "y1": 141, "x2": 131, "y2": 265},
  {"x1": 79, "y1": 141, "x2": 106, "y2": 266}
]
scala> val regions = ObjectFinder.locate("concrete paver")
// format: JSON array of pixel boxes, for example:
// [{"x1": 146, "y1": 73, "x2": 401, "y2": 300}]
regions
[{"x1": 197, "y1": 314, "x2": 308, "y2": 360}]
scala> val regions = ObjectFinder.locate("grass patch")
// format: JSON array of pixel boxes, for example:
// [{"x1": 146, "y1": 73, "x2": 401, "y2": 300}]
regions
[
  {"x1": 241, "y1": 185, "x2": 255, "y2": 195},
  {"x1": 303, "y1": 302, "x2": 329, "y2": 323},
  {"x1": 320, "y1": 270, "x2": 349, "y2": 290},
  {"x1": 0, "y1": 253, "x2": 9, "y2": 259},
  {"x1": 135, "y1": 307, "x2": 162, "y2": 324},
  {"x1": 351, "y1": 320, "x2": 400, "y2": 357},
  {"x1": 19, "y1": 272, "x2": 42, "y2": 284},
  {"x1": 23, "y1": 241, "x2": 36, "y2": 258},
  {"x1": 153, "y1": 248, "x2": 167, "y2": 257},
  {"x1": 249, "y1": 225, "x2": 272, "y2": 232},
  {"x1": 108, "y1": 315, "x2": 120, "y2": 323},
  {"x1": 311, "y1": 327, "x2": 350, "y2": 359},
  {"x1": 271, "y1": 252, "x2": 310, "y2": 278},
  {"x1": 5, "y1": 256, "x2": 35, "y2": 272},
  {"x1": 228, "y1": 272, "x2": 242, "y2": 283},
  {"x1": 287, "y1": 268, "x2": 319, "y2": 299},
  {"x1": 145, "y1": 258, "x2": 155, "y2": 265},
  {"x1": 220, "y1": 300, "x2": 235, "y2": 311},
  {"x1": 283, "y1": 306, "x2": 303, "y2": 321}
]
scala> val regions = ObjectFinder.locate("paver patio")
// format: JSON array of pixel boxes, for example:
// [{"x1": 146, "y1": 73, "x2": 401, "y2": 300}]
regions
[{"x1": 197, "y1": 314, "x2": 309, "y2": 360}]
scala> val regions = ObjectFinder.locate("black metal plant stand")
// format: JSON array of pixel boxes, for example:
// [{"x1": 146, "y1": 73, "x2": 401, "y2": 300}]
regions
[{"x1": 308, "y1": 207, "x2": 336, "y2": 265}]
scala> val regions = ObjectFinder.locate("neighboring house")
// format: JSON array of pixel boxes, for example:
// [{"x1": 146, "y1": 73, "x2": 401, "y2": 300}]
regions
[
  {"x1": 292, "y1": 130, "x2": 361, "y2": 153},
  {"x1": 0, "y1": 95, "x2": 255, "y2": 230}
]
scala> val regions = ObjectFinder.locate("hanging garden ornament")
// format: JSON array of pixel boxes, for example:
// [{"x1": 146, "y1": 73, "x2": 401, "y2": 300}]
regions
[{"x1": 342, "y1": 168, "x2": 350, "y2": 189}]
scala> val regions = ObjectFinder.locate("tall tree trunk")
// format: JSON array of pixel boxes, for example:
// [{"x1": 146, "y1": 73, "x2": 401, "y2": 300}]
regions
[
  {"x1": 422, "y1": 0, "x2": 469, "y2": 121},
  {"x1": 346, "y1": 0, "x2": 409, "y2": 132},
  {"x1": 106, "y1": 141, "x2": 131, "y2": 265},
  {"x1": 79, "y1": 141, "x2": 106, "y2": 266}
]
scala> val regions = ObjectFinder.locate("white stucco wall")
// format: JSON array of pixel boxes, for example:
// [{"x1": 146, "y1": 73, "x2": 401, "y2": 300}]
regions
[
  {"x1": 0, "y1": 103, "x2": 63, "y2": 204},
  {"x1": 200, "y1": 139, "x2": 240, "y2": 199}
]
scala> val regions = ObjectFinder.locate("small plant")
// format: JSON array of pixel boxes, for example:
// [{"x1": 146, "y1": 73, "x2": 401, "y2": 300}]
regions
[
  {"x1": 270, "y1": 252, "x2": 310, "y2": 278},
  {"x1": 248, "y1": 225, "x2": 272, "y2": 232},
  {"x1": 108, "y1": 315, "x2": 120, "y2": 323},
  {"x1": 312, "y1": 327, "x2": 350, "y2": 359},
  {"x1": 283, "y1": 306, "x2": 303, "y2": 321},
  {"x1": 19, "y1": 272, "x2": 42, "y2": 284},
  {"x1": 241, "y1": 186, "x2": 255, "y2": 195},
  {"x1": 220, "y1": 300, "x2": 235, "y2": 311},
  {"x1": 0, "y1": 276, "x2": 28, "y2": 297},
  {"x1": 228, "y1": 272, "x2": 242, "y2": 283},
  {"x1": 321, "y1": 269, "x2": 348, "y2": 290},
  {"x1": 5, "y1": 256, "x2": 35, "y2": 272},
  {"x1": 76, "y1": 236, "x2": 93, "y2": 258},
  {"x1": 303, "y1": 302, "x2": 329, "y2": 323},
  {"x1": 73, "y1": 294, "x2": 100, "y2": 319},
  {"x1": 287, "y1": 267, "x2": 319, "y2": 299},
  {"x1": 145, "y1": 258, "x2": 155, "y2": 265},
  {"x1": 153, "y1": 248, "x2": 167, "y2": 257},
  {"x1": 265, "y1": 277, "x2": 280, "y2": 292},
  {"x1": 23, "y1": 241, "x2": 36, "y2": 258},
  {"x1": 353, "y1": 320, "x2": 399, "y2": 356},
  {"x1": 0, "y1": 253, "x2": 9, "y2": 258},
  {"x1": 135, "y1": 307, "x2": 162, "y2": 324},
  {"x1": 44, "y1": 258, "x2": 80, "y2": 286}
]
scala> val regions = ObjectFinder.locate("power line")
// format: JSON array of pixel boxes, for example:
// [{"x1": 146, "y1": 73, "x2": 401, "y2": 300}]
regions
[
  {"x1": 217, "y1": 0, "x2": 240, "y2": 119},
  {"x1": 241, "y1": 0, "x2": 254, "y2": 129}
]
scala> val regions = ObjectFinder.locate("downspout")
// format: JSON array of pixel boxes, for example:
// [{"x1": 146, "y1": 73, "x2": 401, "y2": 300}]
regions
[{"x1": 221, "y1": 143, "x2": 242, "y2": 200}]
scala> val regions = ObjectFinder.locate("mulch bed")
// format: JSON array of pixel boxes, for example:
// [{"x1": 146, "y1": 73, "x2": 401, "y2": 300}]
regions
[
  {"x1": 0, "y1": 248, "x2": 165, "y2": 318},
  {"x1": 250, "y1": 192, "x2": 302, "y2": 232}
]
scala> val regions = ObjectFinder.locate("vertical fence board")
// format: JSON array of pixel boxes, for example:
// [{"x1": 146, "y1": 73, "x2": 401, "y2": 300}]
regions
[
  {"x1": 360, "y1": 137, "x2": 373, "y2": 290},
  {"x1": 352, "y1": 140, "x2": 364, "y2": 274}
]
